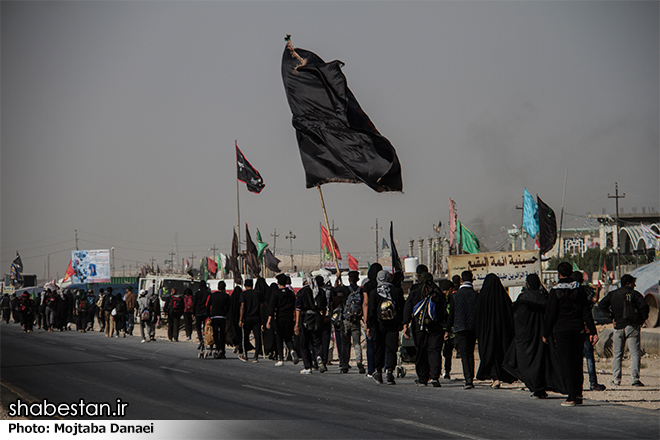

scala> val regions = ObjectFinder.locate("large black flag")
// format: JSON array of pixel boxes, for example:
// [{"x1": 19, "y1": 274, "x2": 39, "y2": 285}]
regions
[
  {"x1": 244, "y1": 224, "x2": 262, "y2": 277},
  {"x1": 236, "y1": 141, "x2": 265, "y2": 194},
  {"x1": 263, "y1": 248, "x2": 281, "y2": 273},
  {"x1": 390, "y1": 221, "x2": 403, "y2": 274},
  {"x1": 538, "y1": 196, "x2": 557, "y2": 254},
  {"x1": 281, "y1": 39, "x2": 402, "y2": 193}
]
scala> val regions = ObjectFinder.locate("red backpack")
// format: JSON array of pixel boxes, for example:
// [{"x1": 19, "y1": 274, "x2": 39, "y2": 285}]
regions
[{"x1": 183, "y1": 295, "x2": 194, "y2": 314}]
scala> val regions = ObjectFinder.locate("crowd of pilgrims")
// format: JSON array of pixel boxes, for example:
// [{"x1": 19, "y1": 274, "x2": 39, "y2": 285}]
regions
[{"x1": 3, "y1": 262, "x2": 604, "y2": 405}]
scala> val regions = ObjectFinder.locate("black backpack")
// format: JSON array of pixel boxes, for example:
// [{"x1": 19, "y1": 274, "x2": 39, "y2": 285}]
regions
[
  {"x1": 343, "y1": 286, "x2": 363, "y2": 323},
  {"x1": 171, "y1": 296, "x2": 184, "y2": 314}
]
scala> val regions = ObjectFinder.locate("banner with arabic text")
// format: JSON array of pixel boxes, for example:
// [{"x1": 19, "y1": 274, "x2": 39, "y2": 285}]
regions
[{"x1": 447, "y1": 250, "x2": 541, "y2": 288}]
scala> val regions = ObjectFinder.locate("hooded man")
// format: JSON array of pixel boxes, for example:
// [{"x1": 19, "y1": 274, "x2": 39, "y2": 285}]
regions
[
  {"x1": 367, "y1": 270, "x2": 404, "y2": 385},
  {"x1": 294, "y1": 274, "x2": 327, "y2": 374}
]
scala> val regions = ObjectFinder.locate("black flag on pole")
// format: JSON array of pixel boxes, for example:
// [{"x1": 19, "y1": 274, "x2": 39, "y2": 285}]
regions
[
  {"x1": 263, "y1": 248, "x2": 281, "y2": 273},
  {"x1": 244, "y1": 224, "x2": 262, "y2": 277},
  {"x1": 236, "y1": 141, "x2": 265, "y2": 194},
  {"x1": 281, "y1": 38, "x2": 402, "y2": 193},
  {"x1": 538, "y1": 196, "x2": 557, "y2": 254},
  {"x1": 390, "y1": 222, "x2": 403, "y2": 274},
  {"x1": 226, "y1": 229, "x2": 243, "y2": 285}
]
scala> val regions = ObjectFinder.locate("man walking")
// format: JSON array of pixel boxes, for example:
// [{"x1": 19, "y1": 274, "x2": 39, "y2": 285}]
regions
[
  {"x1": 124, "y1": 286, "x2": 137, "y2": 336},
  {"x1": 544, "y1": 262, "x2": 598, "y2": 406},
  {"x1": 207, "y1": 281, "x2": 231, "y2": 358},
  {"x1": 238, "y1": 279, "x2": 265, "y2": 362},
  {"x1": 446, "y1": 270, "x2": 479, "y2": 389},
  {"x1": 598, "y1": 274, "x2": 649, "y2": 387}
]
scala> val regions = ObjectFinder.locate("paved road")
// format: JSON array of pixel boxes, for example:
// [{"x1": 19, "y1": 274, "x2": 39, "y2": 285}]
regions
[{"x1": 1, "y1": 324, "x2": 658, "y2": 439}]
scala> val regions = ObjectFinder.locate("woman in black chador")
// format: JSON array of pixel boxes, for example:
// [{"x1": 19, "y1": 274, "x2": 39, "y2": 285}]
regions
[
  {"x1": 474, "y1": 274, "x2": 516, "y2": 387},
  {"x1": 503, "y1": 274, "x2": 565, "y2": 398}
]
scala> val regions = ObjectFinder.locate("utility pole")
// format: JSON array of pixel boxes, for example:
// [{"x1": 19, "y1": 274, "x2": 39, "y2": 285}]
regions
[
  {"x1": 329, "y1": 220, "x2": 339, "y2": 237},
  {"x1": 608, "y1": 182, "x2": 625, "y2": 280},
  {"x1": 516, "y1": 197, "x2": 526, "y2": 250},
  {"x1": 75, "y1": 230, "x2": 79, "y2": 250},
  {"x1": 271, "y1": 229, "x2": 280, "y2": 254},
  {"x1": 372, "y1": 219, "x2": 382, "y2": 263},
  {"x1": 286, "y1": 231, "x2": 296, "y2": 271},
  {"x1": 209, "y1": 245, "x2": 218, "y2": 256},
  {"x1": 121, "y1": 263, "x2": 126, "y2": 276},
  {"x1": 168, "y1": 250, "x2": 176, "y2": 273},
  {"x1": 174, "y1": 232, "x2": 179, "y2": 273},
  {"x1": 149, "y1": 256, "x2": 156, "y2": 273}
]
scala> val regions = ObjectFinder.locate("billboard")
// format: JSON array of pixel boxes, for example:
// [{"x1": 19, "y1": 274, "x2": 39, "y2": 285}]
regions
[
  {"x1": 447, "y1": 250, "x2": 541, "y2": 288},
  {"x1": 71, "y1": 250, "x2": 111, "y2": 283}
]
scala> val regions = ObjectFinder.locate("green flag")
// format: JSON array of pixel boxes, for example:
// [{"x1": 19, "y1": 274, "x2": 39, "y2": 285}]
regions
[
  {"x1": 457, "y1": 220, "x2": 480, "y2": 254},
  {"x1": 572, "y1": 261, "x2": 580, "y2": 272},
  {"x1": 256, "y1": 229, "x2": 268, "y2": 260}
]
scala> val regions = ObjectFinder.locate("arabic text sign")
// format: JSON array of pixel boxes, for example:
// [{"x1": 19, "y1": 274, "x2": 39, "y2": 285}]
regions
[
  {"x1": 447, "y1": 250, "x2": 541, "y2": 288},
  {"x1": 71, "y1": 250, "x2": 111, "y2": 284}
]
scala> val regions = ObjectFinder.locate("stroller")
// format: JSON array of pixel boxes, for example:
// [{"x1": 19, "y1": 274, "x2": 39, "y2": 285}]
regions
[{"x1": 396, "y1": 331, "x2": 417, "y2": 378}]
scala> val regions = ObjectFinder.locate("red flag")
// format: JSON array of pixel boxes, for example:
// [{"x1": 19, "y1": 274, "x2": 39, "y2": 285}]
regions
[
  {"x1": 207, "y1": 257, "x2": 218, "y2": 277},
  {"x1": 62, "y1": 260, "x2": 75, "y2": 283},
  {"x1": 348, "y1": 253, "x2": 358, "y2": 271},
  {"x1": 320, "y1": 223, "x2": 341, "y2": 260}
]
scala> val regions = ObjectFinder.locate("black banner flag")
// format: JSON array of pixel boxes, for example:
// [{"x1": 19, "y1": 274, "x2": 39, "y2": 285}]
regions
[
  {"x1": 538, "y1": 196, "x2": 557, "y2": 254},
  {"x1": 236, "y1": 141, "x2": 265, "y2": 194},
  {"x1": 281, "y1": 39, "x2": 402, "y2": 193}
]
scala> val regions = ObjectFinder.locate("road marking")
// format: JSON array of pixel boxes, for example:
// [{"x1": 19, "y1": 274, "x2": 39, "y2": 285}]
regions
[
  {"x1": 107, "y1": 355, "x2": 128, "y2": 360},
  {"x1": 393, "y1": 419, "x2": 484, "y2": 440},
  {"x1": 44, "y1": 341, "x2": 57, "y2": 345},
  {"x1": 242, "y1": 384, "x2": 294, "y2": 397},
  {"x1": 72, "y1": 347, "x2": 86, "y2": 351},
  {"x1": 159, "y1": 366, "x2": 190, "y2": 374}
]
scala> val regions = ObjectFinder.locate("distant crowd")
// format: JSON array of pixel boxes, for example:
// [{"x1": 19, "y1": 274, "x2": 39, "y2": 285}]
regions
[{"x1": 2, "y1": 261, "x2": 649, "y2": 407}]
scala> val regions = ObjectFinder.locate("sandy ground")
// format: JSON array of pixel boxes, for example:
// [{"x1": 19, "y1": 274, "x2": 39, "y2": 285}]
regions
[{"x1": 2, "y1": 324, "x2": 658, "y2": 420}]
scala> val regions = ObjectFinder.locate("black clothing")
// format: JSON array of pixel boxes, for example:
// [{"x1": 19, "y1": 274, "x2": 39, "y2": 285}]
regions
[
  {"x1": 367, "y1": 285, "x2": 404, "y2": 373},
  {"x1": 503, "y1": 287, "x2": 565, "y2": 394},
  {"x1": 544, "y1": 278, "x2": 597, "y2": 402},
  {"x1": 447, "y1": 283, "x2": 478, "y2": 333},
  {"x1": 269, "y1": 286, "x2": 296, "y2": 361},
  {"x1": 543, "y1": 279, "x2": 597, "y2": 338},
  {"x1": 403, "y1": 284, "x2": 447, "y2": 382},
  {"x1": 455, "y1": 330, "x2": 477, "y2": 385},
  {"x1": 598, "y1": 285, "x2": 649, "y2": 329},
  {"x1": 240, "y1": 289, "x2": 263, "y2": 321},
  {"x1": 474, "y1": 274, "x2": 516, "y2": 383},
  {"x1": 207, "y1": 291, "x2": 231, "y2": 318}
]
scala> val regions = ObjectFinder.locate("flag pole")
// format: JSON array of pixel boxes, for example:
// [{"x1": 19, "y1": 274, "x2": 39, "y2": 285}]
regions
[
  {"x1": 558, "y1": 167, "x2": 568, "y2": 258},
  {"x1": 317, "y1": 185, "x2": 343, "y2": 285},
  {"x1": 235, "y1": 140, "x2": 242, "y2": 255}
]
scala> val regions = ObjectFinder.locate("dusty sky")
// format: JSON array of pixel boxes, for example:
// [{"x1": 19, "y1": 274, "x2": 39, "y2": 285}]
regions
[{"x1": 2, "y1": 1, "x2": 658, "y2": 279}]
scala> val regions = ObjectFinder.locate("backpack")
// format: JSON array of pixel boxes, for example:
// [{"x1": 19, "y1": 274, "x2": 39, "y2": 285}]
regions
[
  {"x1": 343, "y1": 286, "x2": 363, "y2": 323},
  {"x1": 116, "y1": 300, "x2": 127, "y2": 315},
  {"x1": 96, "y1": 294, "x2": 104, "y2": 308},
  {"x1": 171, "y1": 296, "x2": 184, "y2": 314},
  {"x1": 376, "y1": 285, "x2": 397, "y2": 322},
  {"x1": 19, "y1": 297, "x2": 30, "y2": 313},
  {"x1": 622, "y1": 292, "x2": 643, "y2": 326},
  {"x1": 331, "y1": 304, "x2": 344, "y2": 330},
  {"x1": 140, "y1": 298, "x2": 153, "y2": 323},
  {"x1": 183, "y1": 295, "x2": 194, "y2": 314},
  {"x1": 413, "y1": 294, "x2": 438, "y2": 332}
]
